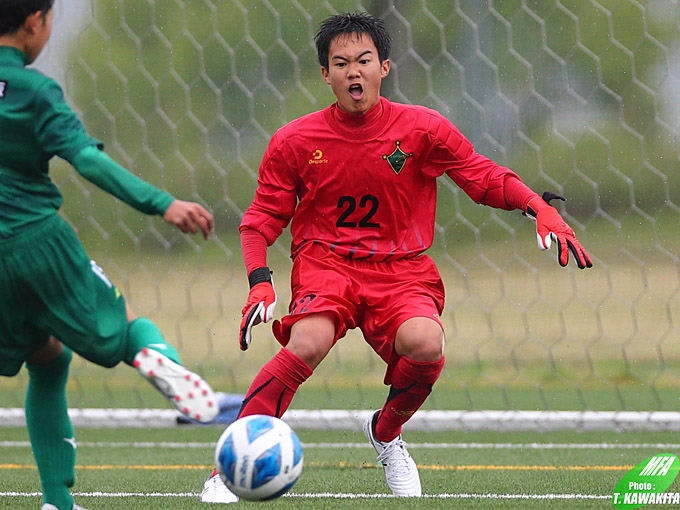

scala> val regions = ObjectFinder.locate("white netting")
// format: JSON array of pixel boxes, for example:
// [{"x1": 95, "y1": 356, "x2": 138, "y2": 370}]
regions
[{"x1": 2, "y1": 0, "x2": 679, "y2": 427}]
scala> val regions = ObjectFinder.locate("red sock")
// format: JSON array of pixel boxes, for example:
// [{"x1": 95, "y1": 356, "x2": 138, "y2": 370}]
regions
[
  {"x1": 238, "y1": 348, "x2": 313, "y2": 418},
  {"x1": 374, "y1": 356, "x2": 445, "y2": 442}
]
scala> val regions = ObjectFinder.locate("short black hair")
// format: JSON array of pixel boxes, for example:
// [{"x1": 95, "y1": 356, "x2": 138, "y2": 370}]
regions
[
  {"x1": 0, "y1": 0, "x2": 54, "y2": 36},
  {"x1": 315, "y1": 12, "x2": 391, "y2": 70}
]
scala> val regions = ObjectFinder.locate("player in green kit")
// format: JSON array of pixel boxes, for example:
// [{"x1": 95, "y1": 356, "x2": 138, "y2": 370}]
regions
[{"x1": 0, "y1": 2, "x2": 219, "y2": 509}]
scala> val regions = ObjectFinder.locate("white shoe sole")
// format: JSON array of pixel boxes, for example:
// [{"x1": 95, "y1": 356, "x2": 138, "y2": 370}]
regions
[{"x1": 134, "y1": 348, "x2": 218, "y2": 423}]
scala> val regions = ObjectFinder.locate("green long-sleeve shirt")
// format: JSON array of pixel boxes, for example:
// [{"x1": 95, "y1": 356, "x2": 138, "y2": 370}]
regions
[{"x1": 0, "y1": 46, "x2": 173, "y2": 239}]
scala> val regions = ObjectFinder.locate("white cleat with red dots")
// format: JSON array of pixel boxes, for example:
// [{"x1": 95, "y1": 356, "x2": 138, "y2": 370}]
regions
[{"x1": 133, "y1": 348, "x2": 219, "y2": 423}]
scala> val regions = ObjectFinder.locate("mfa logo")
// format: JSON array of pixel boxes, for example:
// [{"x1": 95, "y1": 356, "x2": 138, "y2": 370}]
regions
[
  {"x1": 0, "y1": 81, "x2": 6, "y2": 98},
  {"x1": 612, "y1": 453, "x2": 680, "y2": 508}
]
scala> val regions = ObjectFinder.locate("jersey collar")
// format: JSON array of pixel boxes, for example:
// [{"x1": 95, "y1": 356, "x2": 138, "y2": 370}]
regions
[
  {"x1": 324, "y1": 96, "x2": 392, "y2": 140},
  {"x1": 0, "y1": 46, "x2": 30, "y2": 67}
]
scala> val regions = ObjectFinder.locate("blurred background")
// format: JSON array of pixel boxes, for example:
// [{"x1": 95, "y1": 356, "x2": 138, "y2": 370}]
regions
[{"x1": 3, "y1": 0, "x2": 680, "y2": 418}]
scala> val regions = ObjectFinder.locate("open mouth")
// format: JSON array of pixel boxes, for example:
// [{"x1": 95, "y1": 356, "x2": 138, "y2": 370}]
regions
[{"x1": 349, "y1": 84, "x2": 363, "y2": 100}]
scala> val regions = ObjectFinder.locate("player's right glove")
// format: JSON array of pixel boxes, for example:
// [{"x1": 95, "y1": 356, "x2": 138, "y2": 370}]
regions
[
  {"x1": 239, "y1": 267, "x2": 277, "y2": 351},
  {"x1": 526, "y1": 192, "x2": 593, "y2": 269}
]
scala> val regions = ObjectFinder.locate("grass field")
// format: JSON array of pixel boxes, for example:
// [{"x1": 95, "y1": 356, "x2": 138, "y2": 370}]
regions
[{"x1": 2, "y1": 425, "x2": 680, "y2": 509}]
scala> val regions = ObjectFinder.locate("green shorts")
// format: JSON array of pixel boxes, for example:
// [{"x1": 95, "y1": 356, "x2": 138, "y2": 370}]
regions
[{"x1": 0, "y1": 214, "x2": 128, "y2": 376}]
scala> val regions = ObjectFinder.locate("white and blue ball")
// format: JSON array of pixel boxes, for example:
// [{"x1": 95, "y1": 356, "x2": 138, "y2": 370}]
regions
[{"x1": 214, "y1": 414, "x2": 303, "y2": 501}]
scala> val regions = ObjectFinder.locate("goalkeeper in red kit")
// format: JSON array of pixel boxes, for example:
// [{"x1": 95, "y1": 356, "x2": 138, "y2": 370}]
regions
[{"x1": 202, "y1": 11, "x2": 592, "y2": 503}]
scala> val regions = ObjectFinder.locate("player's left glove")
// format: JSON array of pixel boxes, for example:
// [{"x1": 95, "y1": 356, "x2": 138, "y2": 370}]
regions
[
  {"x1": 239, "y1": 267, "x2": 277, "y2": 351},
  {"x1": 526, "y1": 192, "x2": 593, "y2": 269}
]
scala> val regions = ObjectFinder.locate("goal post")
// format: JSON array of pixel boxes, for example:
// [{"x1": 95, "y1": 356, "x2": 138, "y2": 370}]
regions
[{"x1": 3, "y1": 0, "x2": 680, "y2": 430}]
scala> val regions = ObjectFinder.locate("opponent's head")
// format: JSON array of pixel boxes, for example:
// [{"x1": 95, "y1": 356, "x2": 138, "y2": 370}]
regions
[
  {"x1": 0, "y1": 0, "x2": 54, "y2": 62},
  {"x1": 0, "y1": 0, "x2": 54, "y2": 36},
  {"x1": 315, "y1": 13, "x2": 391, "y2": 116}
]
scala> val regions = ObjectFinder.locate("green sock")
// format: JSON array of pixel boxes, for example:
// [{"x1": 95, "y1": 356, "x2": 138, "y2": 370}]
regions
[
  {"x1": 123, "y1": 316, "x2": 181, "y2": 365},
  {"x1": 25, "y1": 348, "x2": 75, "y2": 510}
]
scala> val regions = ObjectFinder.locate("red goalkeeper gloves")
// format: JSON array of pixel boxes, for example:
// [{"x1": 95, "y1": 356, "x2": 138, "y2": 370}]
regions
[
  {"x1": 239, "y1": 267, "x2": 277, "y2": 351},
  {"x1": 526, "y1": 193, "x2": 593, "y2": 269}
]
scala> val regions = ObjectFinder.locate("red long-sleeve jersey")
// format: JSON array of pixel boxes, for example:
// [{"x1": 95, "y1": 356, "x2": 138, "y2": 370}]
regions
[{"x1": 240, "y1": 97, "x2": 525, "y2": 265}]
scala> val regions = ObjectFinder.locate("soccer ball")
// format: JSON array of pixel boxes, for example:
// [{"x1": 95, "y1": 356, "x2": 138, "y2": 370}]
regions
[{"x1": 214, "y1": 414, "x2": 303, "y2": 501}]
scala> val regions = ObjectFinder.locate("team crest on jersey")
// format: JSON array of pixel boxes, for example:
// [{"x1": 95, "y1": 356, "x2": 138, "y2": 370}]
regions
[
  {"x1": 382, "y1": 140, "x2": 413, "y2": 175},
  {"x1": 0, "y1": 81, "x2": 6, "y2": 98}
]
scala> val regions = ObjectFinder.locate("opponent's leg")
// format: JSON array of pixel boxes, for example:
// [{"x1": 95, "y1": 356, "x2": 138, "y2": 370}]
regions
[
  {"x1": 125, "y1": 317, "x2": 218, "y2": 423},
  {"x1": 123, "y1": 311, "x2": 180, "y2": 366},
  {"x1": 25, "y1": 344, "x2": 76, "y2": 510}
]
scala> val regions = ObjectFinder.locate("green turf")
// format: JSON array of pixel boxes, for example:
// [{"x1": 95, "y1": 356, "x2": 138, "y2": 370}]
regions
[{"x1": 3, "y1": 426, "x2": 679, "y2": 509}]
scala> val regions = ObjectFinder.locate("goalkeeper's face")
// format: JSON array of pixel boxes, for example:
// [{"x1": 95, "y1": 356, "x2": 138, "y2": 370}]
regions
[{"x1": 321, "y1": 32, "x2": 390, "y2": 117}]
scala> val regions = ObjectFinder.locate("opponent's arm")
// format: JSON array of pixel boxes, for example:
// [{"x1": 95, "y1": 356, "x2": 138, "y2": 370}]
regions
[{"x1": 162, "y1": 200, "x2": 213, "y2": 239}]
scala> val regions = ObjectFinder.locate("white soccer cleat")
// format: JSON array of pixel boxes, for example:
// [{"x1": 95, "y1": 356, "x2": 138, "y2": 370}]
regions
[
  {"x1": 201, "y1": 469, "x2": 239, "y2": 503},
  {"x1": 133, "y1": 348, "x2": 218, "y2": 423},
  {"x1": 363, "y1": 410, "x2": 422, "y2": 497}
]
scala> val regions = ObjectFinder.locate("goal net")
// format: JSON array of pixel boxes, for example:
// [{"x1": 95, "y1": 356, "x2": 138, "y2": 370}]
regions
[{"x1": 2, "y1": 0, "x2": 679, "y2": 430}]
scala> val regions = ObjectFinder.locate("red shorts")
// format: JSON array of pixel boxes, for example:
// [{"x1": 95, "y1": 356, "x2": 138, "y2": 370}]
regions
[{"x1": 273, "y1": 242, "x2": 445, "y2": 367}]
